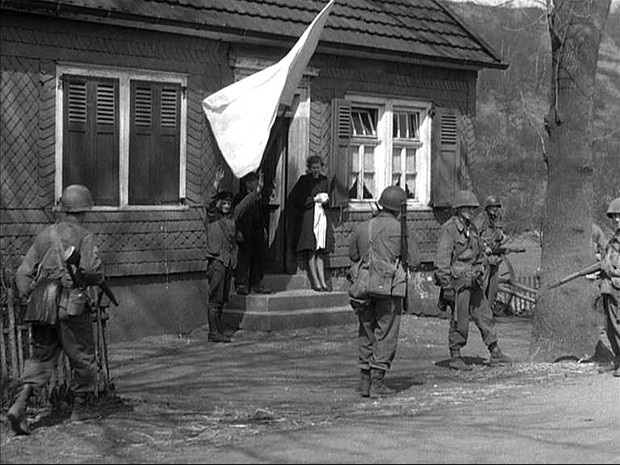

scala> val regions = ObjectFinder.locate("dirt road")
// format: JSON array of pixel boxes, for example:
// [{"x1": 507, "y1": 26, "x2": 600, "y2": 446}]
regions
[{"x1": 1, "y1": 315, "x2": 618, "y2": 464}]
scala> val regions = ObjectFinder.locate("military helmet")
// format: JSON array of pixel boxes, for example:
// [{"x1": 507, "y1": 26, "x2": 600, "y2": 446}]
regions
[
  {"x1": 61, "y1": 184, "x2": 94, "y2": 212},
  {"x1": 378, "y1": 185, "x2": 407, "y2": 212},
  {"x1": 484, "y1": 195, "x2": 502, "y2": 209},
  {"x1": 452, "y1": 190, "x2": 479, "y2": 209},
  {"x1": 607, "y1": 197, "x2": 620, "y2": 217}
]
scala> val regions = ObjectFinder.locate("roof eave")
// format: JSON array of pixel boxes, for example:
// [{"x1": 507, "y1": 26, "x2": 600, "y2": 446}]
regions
[{"x1": 0, "y1": 2, "x2": 509, "y2": 71}]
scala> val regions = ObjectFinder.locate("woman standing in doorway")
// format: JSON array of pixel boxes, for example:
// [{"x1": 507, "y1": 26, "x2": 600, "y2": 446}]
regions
[{"x1": 292, "y1": 155, "x2": 333, "y2": 291}]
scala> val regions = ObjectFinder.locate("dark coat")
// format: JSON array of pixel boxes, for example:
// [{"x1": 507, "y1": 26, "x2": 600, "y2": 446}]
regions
[{"x1": 291, "y1": 173, "x2": 334, "y2": 253}]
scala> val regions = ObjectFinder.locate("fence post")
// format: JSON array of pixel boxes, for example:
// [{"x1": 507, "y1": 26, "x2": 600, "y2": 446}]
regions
[{"x1": 6, "y1": 287, "x2": 19, "y2": 379}]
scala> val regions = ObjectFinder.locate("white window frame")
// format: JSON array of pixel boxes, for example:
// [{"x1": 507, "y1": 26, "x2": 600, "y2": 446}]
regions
[
  {"x1": 55, "y1": 63, "x2": 188, "y2": 211},
  {"x1": 346, "y1": 94, "x2": 432, "y2": 211}
]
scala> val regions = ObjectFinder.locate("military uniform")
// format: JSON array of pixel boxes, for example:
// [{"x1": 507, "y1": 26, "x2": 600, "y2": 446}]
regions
[
  {"x1": 349, "y1": 186, "x2": 421, "y2": 397},
  {"x1": 435, "y1": 215, "x2": 501, "y2": 364},
  {"x1": 600, "y1": 229, "x2": 620, "y2": 376},
  {"x1": 15, "y1": 217, "x2": 104, "y2": 396},
  {"x1": 204, "y1": 189, "x2": 238, "y2": 342},
  {"x1": 474, "y1": 209, "x2": 505, "y2": 305}
]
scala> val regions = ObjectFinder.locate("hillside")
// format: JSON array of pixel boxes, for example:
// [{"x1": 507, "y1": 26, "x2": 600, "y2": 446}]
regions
[{"x1": 447, "y1": 1, "x2": 620, "y2": 234}]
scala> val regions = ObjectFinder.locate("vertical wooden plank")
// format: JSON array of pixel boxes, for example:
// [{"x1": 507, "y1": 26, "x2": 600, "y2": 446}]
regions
[
  {"x1": 6, "y1": 287, "x2": 19, "y2": 379},
  {"x1": 16, "y1": 325, "x2": 24, "y2": 374},
  {"x1": 0, "y1": 310, "x2": 7, "y2": 388}
]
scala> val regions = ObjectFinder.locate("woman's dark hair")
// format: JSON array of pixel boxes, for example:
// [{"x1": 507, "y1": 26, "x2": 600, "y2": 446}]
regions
[{"x1": 306, "y1": 155, "x2": 324, "y2": 171}]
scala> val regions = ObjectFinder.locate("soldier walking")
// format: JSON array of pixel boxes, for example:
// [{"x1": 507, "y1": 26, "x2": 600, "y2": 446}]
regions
[
  {"x1": 348, "y1": 186, "x2": 421, "y2": 398},
  {"x1": 434, "y1": 190, "x2": 512, "y2": 371},
  {"x1": 8, "y1": 185, "x2": 105, "y2": 435},
  {"x1": 599, "y1": 197, "x2": 620, "y2": 377}
]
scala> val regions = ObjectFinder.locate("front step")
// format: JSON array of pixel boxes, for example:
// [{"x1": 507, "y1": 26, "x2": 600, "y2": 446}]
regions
[{"x1": 223, "y1": 277, "x2": 356, "y2": 331}]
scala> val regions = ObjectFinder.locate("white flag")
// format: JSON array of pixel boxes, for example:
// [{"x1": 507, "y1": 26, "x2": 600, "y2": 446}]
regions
[{"x1": 202, "y1": 0, "x2": 335, "y2": 179}]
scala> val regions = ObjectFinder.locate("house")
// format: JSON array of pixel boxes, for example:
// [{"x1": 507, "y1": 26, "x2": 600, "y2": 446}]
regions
[{"x1": 0, "y1": 0, "x2": 507, "y2": 342}]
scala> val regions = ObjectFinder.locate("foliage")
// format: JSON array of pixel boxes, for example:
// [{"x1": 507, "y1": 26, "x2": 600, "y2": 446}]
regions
[{"x1": 449, "y1": 1, "x2": 620, "y2": 232}]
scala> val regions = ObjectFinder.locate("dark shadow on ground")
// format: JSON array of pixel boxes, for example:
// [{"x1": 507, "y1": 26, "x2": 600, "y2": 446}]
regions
[{"x1": 434, "y1": 355, "x2": 487, "y2": 370}]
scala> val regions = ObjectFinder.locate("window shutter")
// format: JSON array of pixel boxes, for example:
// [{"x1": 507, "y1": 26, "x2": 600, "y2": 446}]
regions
[
  {"x1": 129, "y1": 82, "x2": 181, "y2": 205},
  {"x1": 430, "y1": 107, "x2": 461, "y2": 208},
  {"x1": 63, "y1": 75, "x2": 119, "y2": 206},
  {"x1": 329, "y1": 98, "x2": 352, "y2": 208}
]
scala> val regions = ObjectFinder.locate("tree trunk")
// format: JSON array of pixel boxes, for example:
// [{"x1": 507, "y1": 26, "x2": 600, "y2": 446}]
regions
[{"x1": 529, "y1": 0, "x2": 611, "y2": 361}]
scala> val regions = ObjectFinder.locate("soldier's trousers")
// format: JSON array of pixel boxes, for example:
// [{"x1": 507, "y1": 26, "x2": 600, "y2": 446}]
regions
[
  {"x1": 602, "y1": 293, "x2": 620, "y2": 358},
  {"x1": 357, "y1": 297, "x2": 402, "y2": 372},
  {"x1": 449, "y1": 285, "x2": 497, "y2": 353},
  {"x1": 17, "y1": 312, "x2": 95, "y2": 394}
]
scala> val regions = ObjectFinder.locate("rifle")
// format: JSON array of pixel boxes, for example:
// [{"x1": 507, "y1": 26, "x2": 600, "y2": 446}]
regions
[
  {"x1": 492, "y1": 245, "x2": 526, "y2": 256},
  {"x1": 547, "y1": 262, "x2": 601, "y2": 290},
  {"x1": 63, "y1": 246, "x2": 119, "y2": 306},
  {"x1": 400, "y1": 200, "x2": 408, "y2": 313}
]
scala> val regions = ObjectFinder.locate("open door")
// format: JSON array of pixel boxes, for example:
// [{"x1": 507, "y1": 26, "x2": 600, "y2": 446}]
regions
[{"x1": 260, "y1": 117, "x2": 290, "y2": 274}]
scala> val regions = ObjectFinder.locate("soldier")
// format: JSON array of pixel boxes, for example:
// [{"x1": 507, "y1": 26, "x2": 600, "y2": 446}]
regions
[
  {"x1": 349, "y1": 186, "x2": 421, "y2": 398},
  {"x1": 8, "y1": 185, "x2": 105, "y2": 435},
  {"x1": 474, "y1": 195, "x2": 505, "y2": 308},
  {"x1": 233, "y1": 171, "x2": 272, "y2": 295},
  {"x1": 599, "y1": 197, "x2": 620, "y2": 377},
  {"x1": 434, "y1": 190, "x2": 512, "y2": 371},
  {"x1": 204, "y1": 167, "x2": 238, "y2": 343}
]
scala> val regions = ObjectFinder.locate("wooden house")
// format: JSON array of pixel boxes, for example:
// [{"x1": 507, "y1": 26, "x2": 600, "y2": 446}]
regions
[{"x1": 0, "y1": 0, "x2": 507, "y2": 341}]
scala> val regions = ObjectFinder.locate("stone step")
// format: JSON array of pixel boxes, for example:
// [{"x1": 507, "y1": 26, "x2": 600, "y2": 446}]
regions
[
  {"x1": 240, "y1": 274, "x2": 348, "y2": 293},
  {"x1": 228, "y1": 288, "x2": 350, "y2": 312},
  {"x1": 223, "y1": 305, "x2": 356, "y2": 332}
]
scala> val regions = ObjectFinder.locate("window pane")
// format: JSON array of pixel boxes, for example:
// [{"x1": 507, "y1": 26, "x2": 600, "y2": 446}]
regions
[
  {"x1": 363, "y1": 146, "x2": 375, "y2": 171},
  {"x1": 351, "y1": 107, "x2": 377, "y2": 136},
  {"x1": 363, "y1": 173, "x2": 375, "y2": 199},
  {"x1": 393, "y1": 110, "x2": 420, "y2": 139},
  {"x1": 405, "y1": 174, "x2": 416, "y2": 199},
  {"x1": 392, "y1": 147, "x2": 402, "y2": 186},
  {"x1": 406, "y1": 147, "x2": 416, "y2": 172}
]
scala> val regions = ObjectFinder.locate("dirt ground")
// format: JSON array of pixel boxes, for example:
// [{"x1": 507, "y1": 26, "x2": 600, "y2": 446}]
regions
[{"x1": 1, "y1": 313, "x2": 618, "y2": 464}]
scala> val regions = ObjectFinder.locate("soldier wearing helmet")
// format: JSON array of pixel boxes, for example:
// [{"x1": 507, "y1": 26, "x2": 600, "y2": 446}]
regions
[
  {"x1": 9, "y1": 184, "x2": 105, "y2": 435},
  {"x1": 474, "y1": 195, "x2": 506, "y2": 309},
  {"x1": 348, "y1": 185, "x2": 421, "y2": 398},
  {"x1": 599, "y1": 197, "x2": 620, "y2": 377},
  {"x1": 434, "y1": 190, "x2": 512, "y2": 371}
]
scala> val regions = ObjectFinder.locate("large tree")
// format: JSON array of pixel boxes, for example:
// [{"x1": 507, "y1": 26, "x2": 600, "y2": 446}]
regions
[{"x1": 530, "y1": 0, "x2": 612, "y2": 361}]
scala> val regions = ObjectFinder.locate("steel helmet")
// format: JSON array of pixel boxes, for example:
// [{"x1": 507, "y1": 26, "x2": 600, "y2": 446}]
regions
[
  {"x1": 378, "y1": 186, "x2": 407, "y2": 212},
  {"x1": 452, "y1": 190, "x2": 479, "y2": 209},
  {"x1": 61, "y1": 184, "x2": 94, "y2": 212},
  {"x1": 484, "y1": 195, "x2": 502, "y2": 209},
  {"x1": 607, "y1": 197, "x2": 620, "y2": 217}
]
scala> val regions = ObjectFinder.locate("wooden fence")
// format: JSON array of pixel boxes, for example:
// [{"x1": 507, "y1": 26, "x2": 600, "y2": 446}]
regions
[{"x1": 1, "y1": 281, "x2": 111, "y2": 407}]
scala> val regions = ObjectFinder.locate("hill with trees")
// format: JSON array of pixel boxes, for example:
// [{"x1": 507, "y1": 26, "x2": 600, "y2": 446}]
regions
[{"x1": 448, "y1": 1, "x2": 620, "y2": 235}]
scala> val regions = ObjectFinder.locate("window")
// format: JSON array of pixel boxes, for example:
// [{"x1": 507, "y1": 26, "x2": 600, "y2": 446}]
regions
[
  {"x1": 56, "y1": 65, "x2": 187, "y2": 209},
  {"x1": 344, "y1": 96, "x2": 432, "y2": 209}
]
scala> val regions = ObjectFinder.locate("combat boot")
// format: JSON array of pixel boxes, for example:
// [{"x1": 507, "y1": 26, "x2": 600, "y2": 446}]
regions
[
  {"x1": 358, "y1": 369, "x2": 371, "y2": 398},
  {"x1": 7, "y1": 384, "x2": 33, "y2": 435},
  {"x1": 70, "y1": 393, "x2": 100, "y2": 422},
  {"x1": 489, "y1": 346, "x2": 513, "y2": 366},
  {"x1": 369, "y1": 368, "x2": 396, "y2": 398},
  {"x1": 449, "y1": 350, "x2": 472, "y2": 371}
]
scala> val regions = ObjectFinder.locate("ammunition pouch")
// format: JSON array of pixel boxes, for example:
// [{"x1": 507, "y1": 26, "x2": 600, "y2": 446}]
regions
[
  {"x1": 58, "y1": 288, "x2": 89, "y2": 321},
  {"x1": 23, "y1": 277, "x2": 62, "y2": 325}
]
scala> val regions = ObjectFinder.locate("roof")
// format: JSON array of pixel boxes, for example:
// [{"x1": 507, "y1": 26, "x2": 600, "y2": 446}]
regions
[{"x1": 0, "y1": 0, "x2": 507, "y2": 70}]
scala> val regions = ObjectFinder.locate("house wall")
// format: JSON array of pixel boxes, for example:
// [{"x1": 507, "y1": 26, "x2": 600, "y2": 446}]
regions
[
  {"x1": 0, "y1": 13, "x2": 228, "y2": 340},
  {"x1": 1, "y1": 13, "x2": 478, "y2": 341}
]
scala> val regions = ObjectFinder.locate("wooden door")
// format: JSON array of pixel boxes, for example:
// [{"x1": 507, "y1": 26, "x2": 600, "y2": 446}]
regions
[{"x1": 261, "y1": 117, "x2": 290, "y2": 273}]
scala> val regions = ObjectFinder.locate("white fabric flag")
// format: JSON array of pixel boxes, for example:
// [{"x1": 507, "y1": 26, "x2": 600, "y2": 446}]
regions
[{"x1": 202, "y1": 0, "x2": 335, "y2": 179}]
